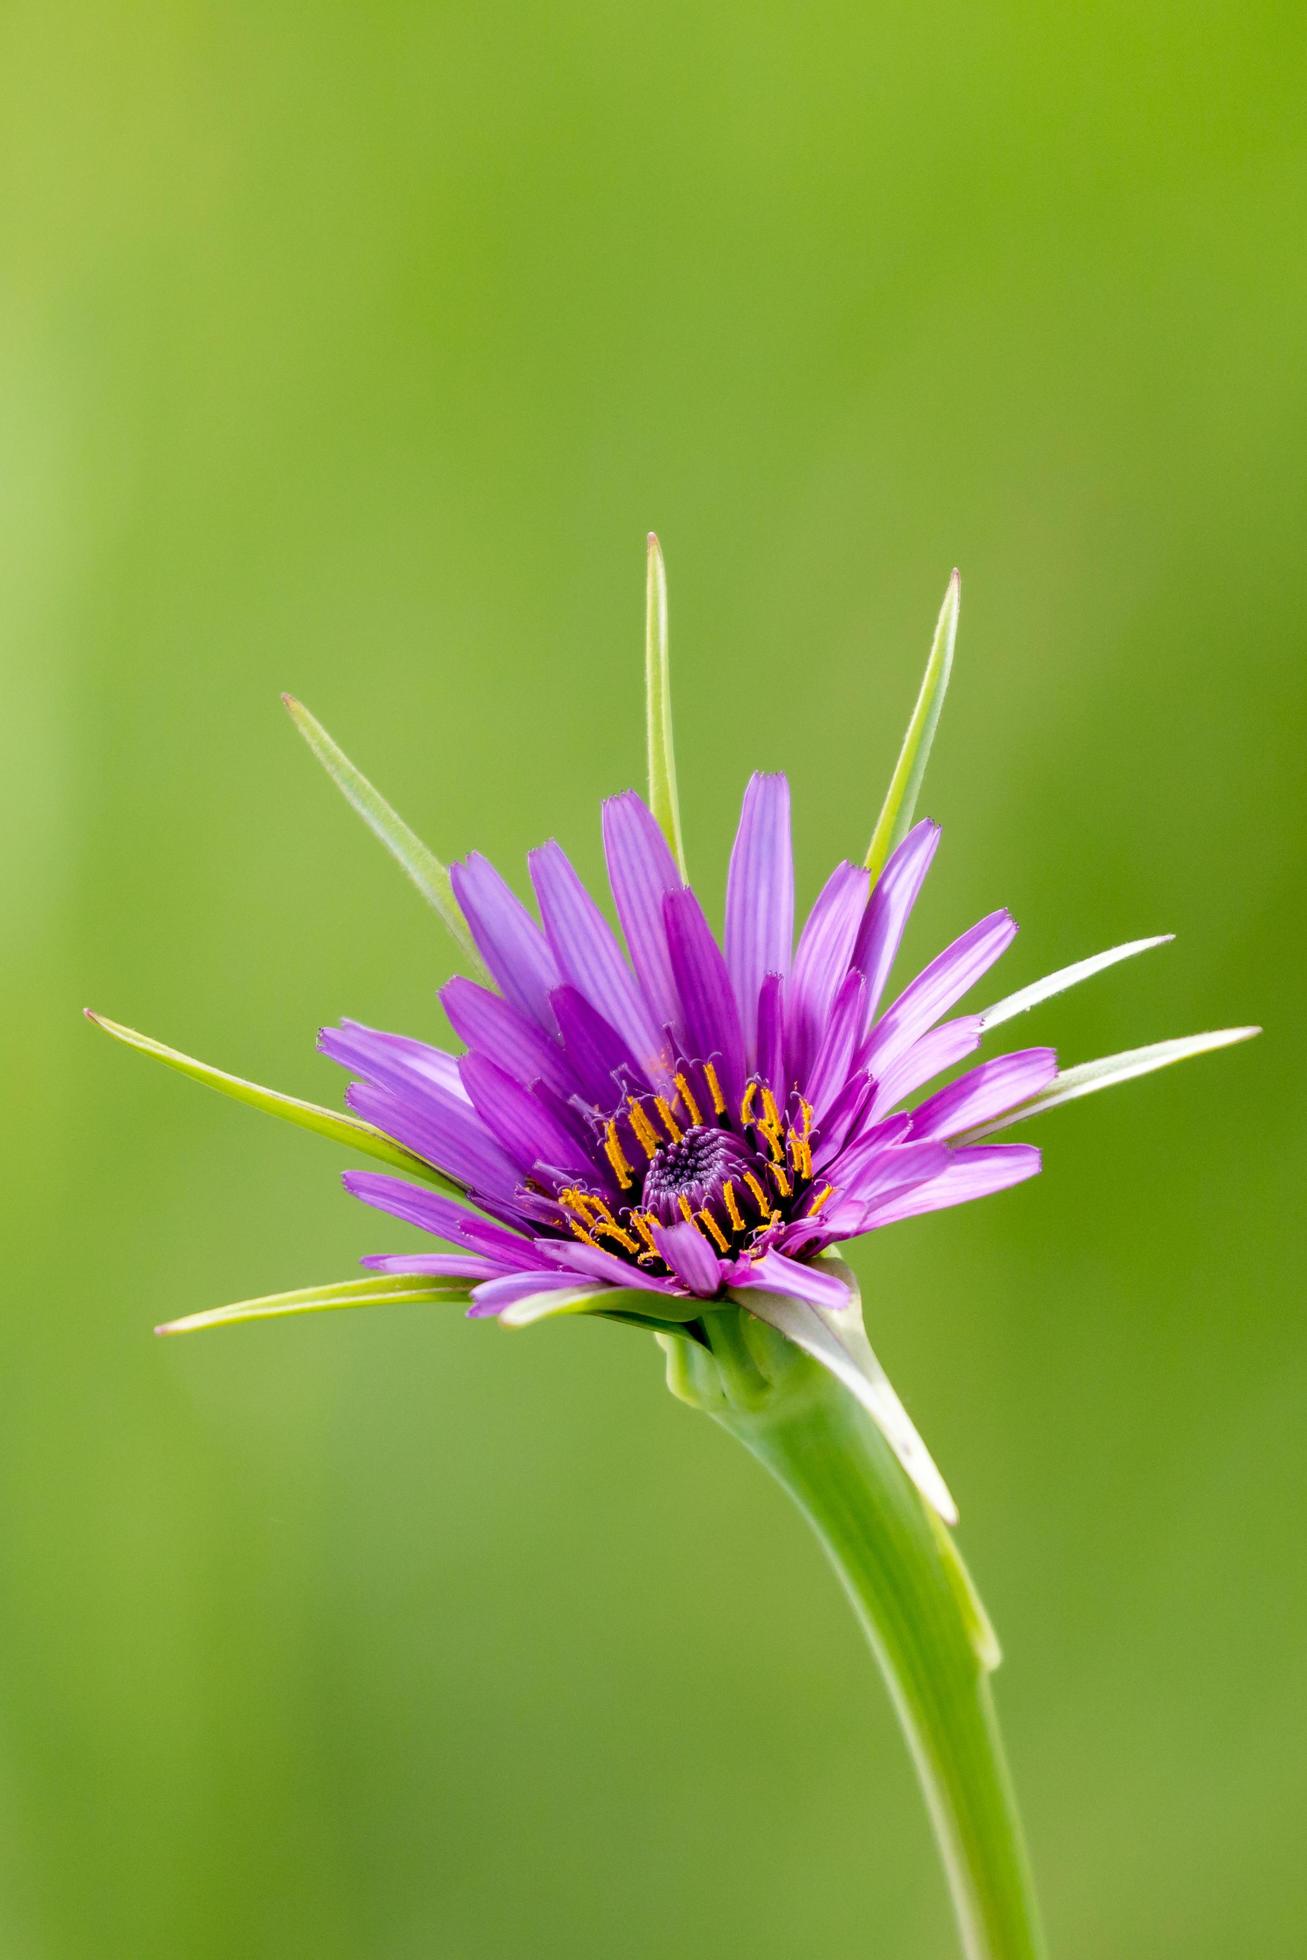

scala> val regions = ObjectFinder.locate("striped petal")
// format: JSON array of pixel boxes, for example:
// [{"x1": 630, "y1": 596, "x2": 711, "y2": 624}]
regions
[
  {"x1": 867, "y1": 1015, "x2": 983, "y2": 1119},
  {"x1": 602, "y1": 790, "x2": 684, "y2": 1034},
  {"x1": 663, "y1": 887, "x2": 746, "y2": 1103},
  {"x1": 865, "y1": 911, "x2": 1017, "y2": 1077},
  {"x1": 788, "y1": 861, "x2": 870, "y2": 1075},
  {"x1": 345, "y1": 1081, "x2": 521, "y2": 1200},
  {"x1": 551, "y1": 984, "x2": 646, "y2": 1107},
  {"x1": 530, "y1": 841, "x2": 661, "y2": 1069},
  {"x1": 440, "y1": 978, "x2": 572, "y2": 1094},
  {"x1": 459, "y1": 1051, "x2": 591, "y2": 1179},
  {"x1": 802, "y1": 969, "x2": 867, "y2": 1120},
  {"x1": 654, "y1": 1219, "x2": 724, "y2": 1296},
  {"x1": 861, "y1": 1144, "x2": 1042, "y2": 1227},
  {"x1": 451, "y1": 852, "x2": 560, "y2": 1031},
  {"x1": 908, "y1": 1048, "x2": 1058, "y2": 1141},
  {"x1": 851, "y1": 819, "x2": 940, "y2": 1025},
  {"x1": 735, "y1": 1249, "x2": 856, "y2": 1313},
  {"x1": 725, "y1": 773, "x2": 793, "y2": 1062}
]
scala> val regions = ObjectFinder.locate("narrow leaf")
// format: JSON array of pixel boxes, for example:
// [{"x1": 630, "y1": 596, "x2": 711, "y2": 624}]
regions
[
  {"x1": 865, "y1": 570, "x2": 960, "y2": 883},
  {"x1": 86, "y1": 1011, "x2": 465, "y2": 1195},
  {"x1": 156, "y1": 1273, "x2": 469, "y2": 1337},
  {"x1": 644, "y1": 533, "x2": 688, "y2": 877},
  {"x1": 283, "y1": 694, "x2": 483, "y2": 970},
  {"x1": 979, "y1": 934, "x2": 1173, "y2": 1031},
  {"x1": 733, "y1": 1261, "x2": 958, "y2": 1523},
  {"x1": 960, "y1": 1025, "x2": 1261, "y2": 1139}
]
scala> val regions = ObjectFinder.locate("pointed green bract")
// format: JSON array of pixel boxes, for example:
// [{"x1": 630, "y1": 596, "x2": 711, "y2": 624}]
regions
[
  {"x1": 962, "y1": 1024, "x2": 1261, "y2": 1139},
  {"x1": 644, "y1": 533, "x2": 688, "y2": 876},
  {"x1": 283, "y1": 694, "x2": 483, "y2": 971},
  {"x1": 979, "y1": 934, "x2": 1174, "y2": 1031},
  {"x1": 85, "y1": 1011, "x2": 465, "y2": 1195},
  {"x1": 865, "y1": 570, "x2": 960, "y2": 882},
  {"x1": 156, "y1": 1272, "x2": 470, "y2": 1337}
]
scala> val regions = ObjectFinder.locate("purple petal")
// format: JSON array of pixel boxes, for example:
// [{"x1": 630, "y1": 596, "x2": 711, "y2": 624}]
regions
[
  {"x1": 529, "y1": 841, "x2": 662, "y2": 1072},
  {"x1": 756, "y1": 972, "x2": 786, "y2": 1090},
  {"x1": 908, "y1": 1048, "x2": 1058, "y2": 1142},
  {"x1": 451, "y1": 852, "x2": 560, "y2": 1030},
  {"x1": 342, "y1": 1169, "x2": 482, "y2": 1240},
  {"x1": 862, "y1": 1143, "x2": 1042, "y2": 1227},
  {"x1": 361, "y1": 1251, "x2": 500, "y2": 1280},
  {"x1": 734, "y1": 1250, "x2": 855, "y2": 1312},
  {"x1": 343, "y1": 1175, "x2": 544, "y2": 1272},
  {"x1": 320, "y1": 1020, "x2": 468, "y2": 1103},
  {"x1": 866, "y1": 1014, "x2": 983, "y2": 1118},
  {"x1": 653, "y1": 1219, "x2": 724, "y2": 1297},
  {"x1": 550, "y1": 984, "x2": 644, "y2": 1107},
  {"x1": 468, "y1": 1269, "x2": 590, "y2": 1319},
  {"x1": 850, "y1": 820, "x2": 940, "y2": 1026},
  {"x1": 602, "y1": 791, "x2": 683, "y2": 1035},
  {"x1": 865, "y1": 911, "x2": 1017, "y2": 1077},
  {"x1": 802, "y1": 969, "x2": 867, "y2": 1119},
  {"x1": 440, "y1": 977, "x2": 572, "y2": 1095},
  {"x1": 459, "y1": 1051, "x2": 591, "y2": 1179},
  {"x1": 725, "y1": 774, "x2": 793, "y2": 1064},
  {"x1": 345, "y1": 1081, "x2": 521, "y2": 1199},
  {"x1": 663, "y1": 887, "x2": 746, "y2": 1104},
  {"x1": 824, "y1": 1137, "x2": 953, "y2": 1211},
  {"x1": 533, "y1": 1238, "x2": 675, "y2": 1292},
  {"x1": 788, "y1": 861, "x2": 871, "y2": 1078}
]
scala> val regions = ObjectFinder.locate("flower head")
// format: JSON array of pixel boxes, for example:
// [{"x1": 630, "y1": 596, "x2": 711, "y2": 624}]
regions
[
  {"x1": 329, "y1": 786, "x2": 1051, "y2": 1326},
  {"x1": 87, "y1": 545, "x2": 1256, "y2": 1521}
]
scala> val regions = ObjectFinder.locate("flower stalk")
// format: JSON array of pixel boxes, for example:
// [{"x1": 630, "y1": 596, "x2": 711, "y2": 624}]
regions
[{"x1": 667, "y1": 1304, "x2": 1045, "y2": 1960}]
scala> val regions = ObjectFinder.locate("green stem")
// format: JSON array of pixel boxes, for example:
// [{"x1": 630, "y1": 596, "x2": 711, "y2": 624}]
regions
[{"x1": 670, "y1": 1320, "x2": 1046, "y2": 1960}]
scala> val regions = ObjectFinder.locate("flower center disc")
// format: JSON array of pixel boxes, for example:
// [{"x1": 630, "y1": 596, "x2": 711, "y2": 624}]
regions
[{"x1": 642, "y1": 1125, "x2": 755, "y2": 1226}]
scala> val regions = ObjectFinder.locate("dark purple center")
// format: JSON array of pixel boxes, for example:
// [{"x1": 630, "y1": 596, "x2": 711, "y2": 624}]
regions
[{"x1": 642, "y1": 1124, "x2": 757, "y2": 1225}]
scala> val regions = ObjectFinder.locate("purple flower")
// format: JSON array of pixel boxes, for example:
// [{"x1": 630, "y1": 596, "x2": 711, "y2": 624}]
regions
[
  {"x1": 88, "y1": 551, "x2": 1256, "y2": 1518},
  {"x1": 329, "y1": 785, "x2": 1053, "y2": 1324}
]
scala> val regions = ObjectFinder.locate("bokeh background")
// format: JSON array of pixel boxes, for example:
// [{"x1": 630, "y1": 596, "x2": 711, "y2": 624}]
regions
[{"x1": 3, "y1": 3, "x2": 1304, "y2": 1955}]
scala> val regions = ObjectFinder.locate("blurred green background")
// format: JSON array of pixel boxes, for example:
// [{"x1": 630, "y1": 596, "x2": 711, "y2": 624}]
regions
[{"x1": 3, "y1": 2, "x2": 1303, "y2": 1954}]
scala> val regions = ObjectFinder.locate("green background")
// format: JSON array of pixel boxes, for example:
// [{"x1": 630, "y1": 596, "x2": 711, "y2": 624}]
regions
[{"x1": 3, "y1": 3, "x2": 1303, "y2": 1954}]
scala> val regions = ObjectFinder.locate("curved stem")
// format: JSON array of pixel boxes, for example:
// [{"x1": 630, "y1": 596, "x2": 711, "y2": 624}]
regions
[{"x1": 676, "y1": 1326, "x2": 1045, "y2": 1959}]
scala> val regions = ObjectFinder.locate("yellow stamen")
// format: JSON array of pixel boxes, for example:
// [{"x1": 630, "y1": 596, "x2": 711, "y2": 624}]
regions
[
  {"x1": 603, "y1": 1121, "x2": 634, "y2": 1190},
  {"x1": 629, "y1": 1211, "x2": 660, "y2": 1257},
  {"x1": 721, "y1": 1180, "x2": 746, "y2": 1233},
  {"x1": 768, "y1": 1161, "x2": 792, "y2": 1199},
  {"x1": 653, "y1": 1095, "x2": 683, "y2": 1144},
  {"x1": 677, "y1": 1193, "x2": 695, "y2": 1225},
  {"x1": 627, "y1": 1098, "x2": 660, "y2": 1158},
  {"x1": 673, "y1": 1071, "x2": 702, "y2": 1127},
  {"x1": 568, "y1": 1219, "x2": 599, "y2": 1247},
  {"x1": 702, "y1": 1060, "x2": 726, "y2": 1115},
  {"x1": 761, "y1": 1085, "x2": 784, "y2": 1135},
  {"x1": 743, "y1": 1171, "x2": 769, "y2": 1216},
  {"x1": 740, "y1": 1081, "x2": 758, "y2": 1126},
  {"x1": 697, "y1": 1208, "x2": 730, "y2": 1252},
  {"x1": 593, "y1": 1218, "x2": 639, "y2": 1254},
  {"x1": 807, "y1": 1183, "x2": 835, "y2": 1219}
]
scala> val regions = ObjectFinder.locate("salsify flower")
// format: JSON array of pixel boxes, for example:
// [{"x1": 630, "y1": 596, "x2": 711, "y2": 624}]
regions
[{"x1": 89, "y1": 545, "x2": 1255, "y2": 1960}]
